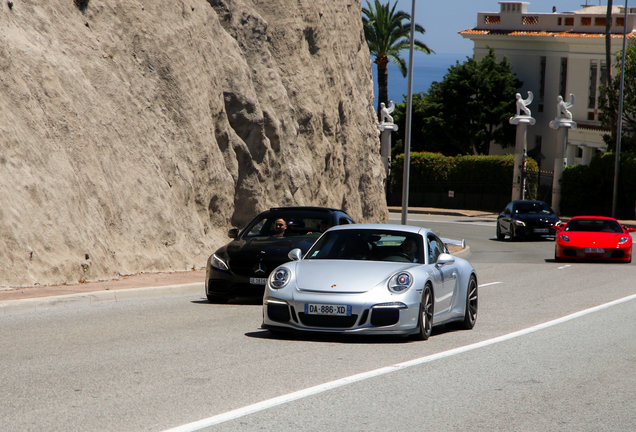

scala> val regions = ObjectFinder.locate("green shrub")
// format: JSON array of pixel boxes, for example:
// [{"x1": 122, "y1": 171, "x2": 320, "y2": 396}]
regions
[
  {"x1": 391, "y1": 152, "x2": 538, "y2": 197},
  {"x1": 560, "y1": 152, "x2": 636, "y2": 218}
]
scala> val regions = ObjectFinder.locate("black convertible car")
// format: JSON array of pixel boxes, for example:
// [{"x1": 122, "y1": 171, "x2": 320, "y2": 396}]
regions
[{"x1": 205, "y1": 207, "x2": 354, "y2": 302}]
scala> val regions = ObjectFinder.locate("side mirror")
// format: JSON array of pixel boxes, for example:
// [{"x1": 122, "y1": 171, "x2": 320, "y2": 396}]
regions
[
  {"x1": 228, "y1": 228, "x2": 239, "y2": 239},
  {"x1": 288, "y1": 248, "x2": 303, "y2": 261},
  {"x1": 436, "y1": 253, "x2": 455, "y2": 266},
  {"x1": 626, "y1": 227, "x2": 636, "y2": 233}
]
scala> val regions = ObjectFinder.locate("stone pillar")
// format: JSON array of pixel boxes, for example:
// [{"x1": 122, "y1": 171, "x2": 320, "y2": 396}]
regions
[
  {"x1": 581, "y1": 146, "x2": 594, "y2": 165},
  {"x1": 566, "y1": 143, "x2": 577, "y2": 166},
  {"x1": 509, "y1": 116, "x2": 535, "y2": 201},
  {"x1": 549, "y1": 119, "x2": 577, "y2": 213},
  {"x1": 379, "y1": 123, "x2": 398, "y2": 195}
]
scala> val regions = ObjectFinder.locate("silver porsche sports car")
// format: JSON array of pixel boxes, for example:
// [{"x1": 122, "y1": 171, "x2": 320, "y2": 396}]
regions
[{"x1": 262, "y1": 224, "x2": 478, "y2": 340}]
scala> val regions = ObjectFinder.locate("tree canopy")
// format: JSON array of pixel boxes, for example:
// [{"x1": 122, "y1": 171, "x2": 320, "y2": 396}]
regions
[
  {"x1": 393, "y1": 48, "x2": 521, "y2": 156},
  {"x1": 598, "y1": 41, "x2": 636, "y2": 153},
  {"x1": 361, "y1": 0, "x2": 433, "y2": 113}
]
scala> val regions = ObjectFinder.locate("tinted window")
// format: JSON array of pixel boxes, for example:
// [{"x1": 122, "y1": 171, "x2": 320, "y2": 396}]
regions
[
  {"x1": 513, "y1": 202, "x2": 553, "y2": 215},
  {"x1": 338, "y1": 216, "x2": 353, "y2": 225},
  {"x1": 427, "y1": 234, "x2": 445, "y2": 263}
]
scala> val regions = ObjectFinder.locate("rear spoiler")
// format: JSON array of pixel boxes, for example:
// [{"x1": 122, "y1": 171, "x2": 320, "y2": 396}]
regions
[{"x1": 441, "y1": 237, "x2": 466, "y2": 249}]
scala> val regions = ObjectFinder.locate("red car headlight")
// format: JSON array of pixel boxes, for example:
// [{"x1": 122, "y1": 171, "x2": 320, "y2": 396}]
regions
[
  {"x1": 559, "y1": 234, "x2": 570, "y2": 242},
  {"x1": 618, "y1": 236, "x2": 630, "y2": 245}
]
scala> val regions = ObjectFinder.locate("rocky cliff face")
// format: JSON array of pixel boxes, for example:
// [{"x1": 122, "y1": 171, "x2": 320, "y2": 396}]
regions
[{"x1": 0, "y1": 0, "x2": 387, "y2": 287}]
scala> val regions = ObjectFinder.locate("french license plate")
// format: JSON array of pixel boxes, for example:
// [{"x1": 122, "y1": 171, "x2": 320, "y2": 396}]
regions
[
  {"x1": 584, "y1": 248, "x2": 605, "y2": 254},
  {"x1": 305, "y1": 303, "x2": 352, "y2": 316},
  {"x1": 534, "y1": 228, "x2": 549, "y2": 233},
  {"x1": 249, "y1": 277, "x2": 267, "y2": 285}
]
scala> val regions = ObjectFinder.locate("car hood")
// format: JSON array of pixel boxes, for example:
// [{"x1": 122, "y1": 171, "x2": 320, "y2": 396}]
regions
[
  {"x1": 560, "y1": 231, "x2": 631, "y2": 248},
  {"x1": 293, "y1": 260, "x2": 417, "y2": 294},
  {"x1": 514, "y1": 213, "x2": 559, "y2": 223},
  {"x1": 222, "y1": 235, "x2": 318, "y2": 258}
]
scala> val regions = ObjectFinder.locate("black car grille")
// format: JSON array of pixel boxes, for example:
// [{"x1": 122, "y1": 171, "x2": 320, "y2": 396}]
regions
[
  {"x1": 526, "y1": 219, "x2": 557, "y2": 229},
  {"x1": 267, "y1": 303, "x2": 291, "y2": 323},
  {"x1": 230, "y1": 258, "x2": 288, "y2": 277},
  {"x1": 370, "y1": 308, "x2": 400, "y2": 327},
  {"x1": 298, "y1": 313, "x2": 359, "y2": 328},
  {"x1": 207, "y1": 279, "x2": 232, "y2": 293}
]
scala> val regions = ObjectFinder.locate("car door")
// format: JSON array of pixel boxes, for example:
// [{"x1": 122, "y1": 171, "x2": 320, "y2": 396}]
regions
[
  {"x1": 427, "y1": 234, "x2": 457, "y2": 315},
  {"x1": 499, "y1": 203, "x2": 513, "y2": 235}
]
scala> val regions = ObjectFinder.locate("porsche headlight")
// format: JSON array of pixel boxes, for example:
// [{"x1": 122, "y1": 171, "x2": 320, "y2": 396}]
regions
[
  {"x1": 513, "y1": 220, "x2": 526, "y2": 227},
  {"x1": 618, "y1": 236, "x2": 630, "y2": 245},
  {"x1": 559, "y1": 234, "x2": 570, "y2": 242},
  {"x1": 388, "y1": 272, "x2": 413, "y2": 294},
  {"x1": 270, "y1": 267, "x2": 291, "y2": 289},
  {"x1": 211, "y1": 253, "x2": 228, "y2": 271}
]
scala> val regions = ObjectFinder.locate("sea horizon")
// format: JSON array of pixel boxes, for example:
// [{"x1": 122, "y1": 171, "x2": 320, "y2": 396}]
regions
[{"x1": 372, "y1": 52, "x2": 472, "y2": 105}]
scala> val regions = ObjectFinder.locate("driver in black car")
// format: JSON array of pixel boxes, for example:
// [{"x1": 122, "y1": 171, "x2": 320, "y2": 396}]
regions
[{"x1": 273, "y1": 218, "x2": 287, "y2": 238}]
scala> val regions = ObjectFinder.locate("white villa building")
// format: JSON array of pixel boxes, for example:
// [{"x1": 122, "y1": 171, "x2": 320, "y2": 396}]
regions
[{"x1": 460, "y1": 2, "x2": 636, "y2": 171}]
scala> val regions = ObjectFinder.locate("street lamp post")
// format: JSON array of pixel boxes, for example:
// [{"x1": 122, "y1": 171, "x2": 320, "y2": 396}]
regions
[
  {"x1": 612, "y1": 1, "x2": 628, "y2": 218},
  {"x1": 400, "y1": 0, "x2": 417, "y2": 225}
]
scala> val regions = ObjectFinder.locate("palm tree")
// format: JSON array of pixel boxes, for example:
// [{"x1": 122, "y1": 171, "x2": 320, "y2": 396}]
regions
[{"x1": 362, "y1": 0, "x2": 433, "y2": 114}]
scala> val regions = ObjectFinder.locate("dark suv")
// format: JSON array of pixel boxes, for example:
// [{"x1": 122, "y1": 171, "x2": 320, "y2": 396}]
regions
[{"x1": 205, "y1": 207, "x2": 354, "y2": 302}]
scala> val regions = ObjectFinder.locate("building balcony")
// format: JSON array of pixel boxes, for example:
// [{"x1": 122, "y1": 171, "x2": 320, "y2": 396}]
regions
[{"x1": 475, "y1": 2, "x2": 636, "y2": 34}]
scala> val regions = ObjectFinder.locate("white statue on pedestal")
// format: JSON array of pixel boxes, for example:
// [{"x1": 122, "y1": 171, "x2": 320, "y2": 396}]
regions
[
  {"x1": 556, "y1": 94, "x2": 575, "y2": 120},
  {"x1": 515, "y1": 91, "x2": 533, "y2": 117},
  {"x1": 380, "y1": 100, "x2": 395, "y2": 124}
]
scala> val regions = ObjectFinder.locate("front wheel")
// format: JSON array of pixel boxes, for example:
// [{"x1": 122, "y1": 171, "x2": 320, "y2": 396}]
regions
[
  {"x1": 412, "y1": 285, "x2": 434, "y2": 341},
  {"x1": 496, "y1": 223, "x2": 505, "y2": 241},
  {"x1": 458, "y1": 275, "x2": 478, "y2": 330}
]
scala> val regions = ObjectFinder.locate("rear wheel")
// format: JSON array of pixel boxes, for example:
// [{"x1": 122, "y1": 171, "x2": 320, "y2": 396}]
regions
[
  {"x1": 413, "y1": 285, "x2": 433, "y2": 341},
  {"x1": 458, "y1": 275, "x2": 478, "y2": 330}
]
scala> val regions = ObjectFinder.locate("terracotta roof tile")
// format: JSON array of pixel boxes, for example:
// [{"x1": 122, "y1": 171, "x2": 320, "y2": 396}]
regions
[{"x1": 459, "y1": 28, "x2": 636, "y2": 38}]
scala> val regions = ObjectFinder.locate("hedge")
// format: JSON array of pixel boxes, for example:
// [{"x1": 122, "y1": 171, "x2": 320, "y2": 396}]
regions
[
  {"x1": 561, "y1": 152, "x2": 636, "y2": 219},
  {"x1": 391, "y1": 152, "x2": 538, "y2": 196}
]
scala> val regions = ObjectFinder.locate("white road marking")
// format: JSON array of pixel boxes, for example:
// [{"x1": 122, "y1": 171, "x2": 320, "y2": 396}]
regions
[
  {"x1": 162, "y1": 293, "x2": 636, "y2": 432},
  {"x1": 479, "y1": 282, "x2": 502, "y2": 287},
  {"x1": 558, "y1": 265, "x2": 572, "y2": 270}
]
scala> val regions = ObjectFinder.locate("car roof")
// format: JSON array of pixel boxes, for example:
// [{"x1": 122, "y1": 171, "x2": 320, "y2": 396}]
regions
[
  {"x1": 510, "y1": 200, "x2": 549, "y2": 205},
  {"x1": 267, "y1": 206, "x2": 345, "y2": 213},
  {"x1": 568, "y1": 215, "x2": 618, "y2": 222},
  {"x1": 327, "y1": 223, "x2": 429, "y2": 235}
]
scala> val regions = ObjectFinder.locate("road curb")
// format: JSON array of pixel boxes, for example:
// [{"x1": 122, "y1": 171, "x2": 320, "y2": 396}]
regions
[
  {"x1": 453, "y1": 245, "x2": 471, "y2": 258},
  {"x1": 388, "y1": 207, "x2": 474, "y2": 217},
  {"x1": 0, "y1": 282, "x2": 204, "y2": 316}
]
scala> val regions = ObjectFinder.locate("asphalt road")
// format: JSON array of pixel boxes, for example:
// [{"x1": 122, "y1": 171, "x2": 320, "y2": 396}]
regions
[{"x1": 1, "y1": 214, "x2": 635, "y2": 431}]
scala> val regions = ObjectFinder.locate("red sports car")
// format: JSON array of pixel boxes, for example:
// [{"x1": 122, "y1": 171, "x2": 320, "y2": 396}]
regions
[{"x1": 554, "y1": 216, "x2": 635, "y2": 263}]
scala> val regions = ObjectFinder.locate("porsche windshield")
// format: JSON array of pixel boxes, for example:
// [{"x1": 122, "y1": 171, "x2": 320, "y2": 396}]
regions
[{"x1": 305, "y1": 229, "x2": 424, "y2": 263}]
